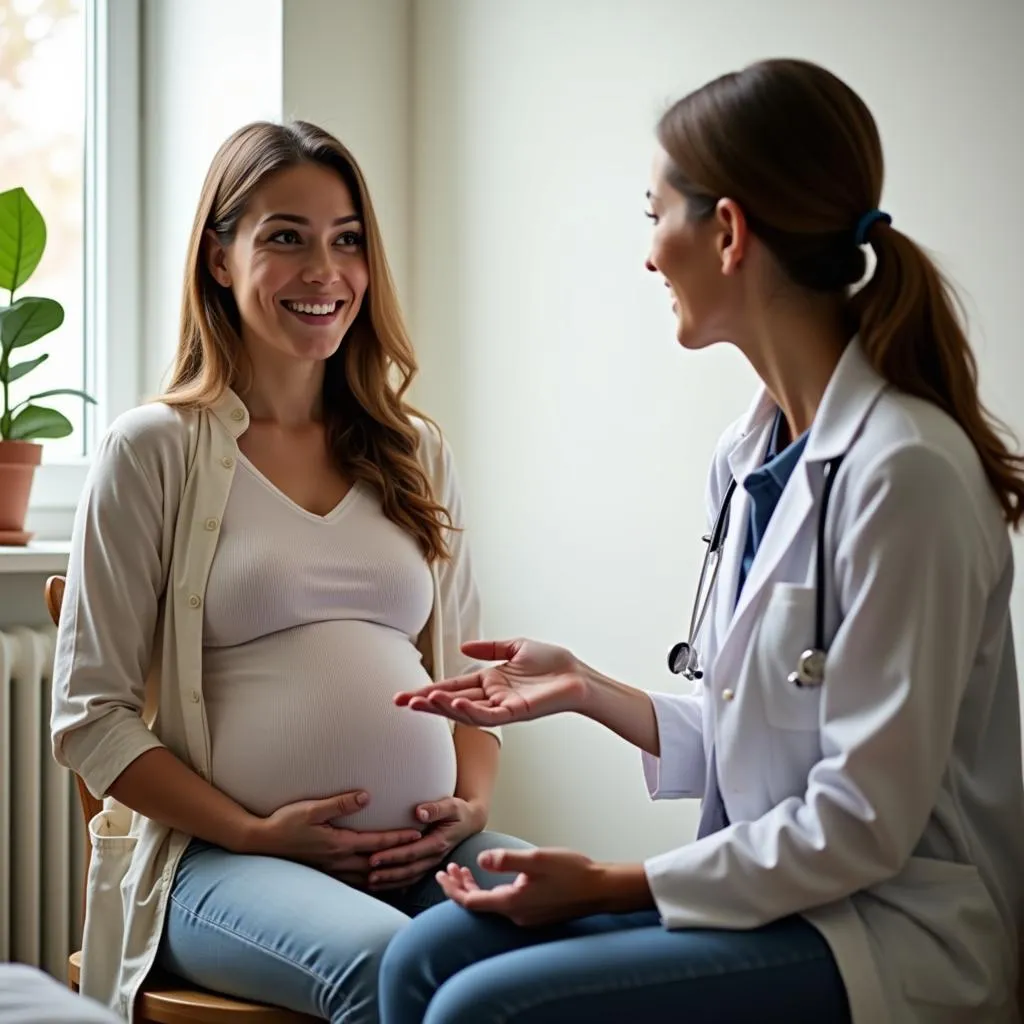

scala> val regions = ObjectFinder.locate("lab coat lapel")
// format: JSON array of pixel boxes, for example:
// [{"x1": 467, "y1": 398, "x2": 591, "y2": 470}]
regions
[
  {"x1": 712, "y1": 338, "x2": 888, "y2": 682},
  {"x1": 716, "y1": 460, "x2": 815, "y2": 675},
  {"x1": 709, "y1": 413, "x2": 773, "y2": 656}
]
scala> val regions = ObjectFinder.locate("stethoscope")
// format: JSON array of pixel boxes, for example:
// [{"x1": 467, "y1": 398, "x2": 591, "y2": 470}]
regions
[{"x1": 668, "y1": 454, "x2": 846, "y2": 688}]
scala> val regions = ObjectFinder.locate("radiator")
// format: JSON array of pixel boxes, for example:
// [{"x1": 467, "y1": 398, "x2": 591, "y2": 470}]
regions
[{"x1": 0, "y1": 625, "x2": 84, "y2": 979}]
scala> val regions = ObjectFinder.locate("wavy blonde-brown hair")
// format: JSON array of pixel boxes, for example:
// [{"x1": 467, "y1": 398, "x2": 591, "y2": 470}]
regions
[{"x1": 163, "y1": 120, "x2": 452, "y2": 560}]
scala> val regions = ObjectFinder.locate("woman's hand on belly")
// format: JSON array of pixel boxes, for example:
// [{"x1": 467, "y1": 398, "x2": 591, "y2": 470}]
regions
[
  {"x1": 364, "y1": 796, "x2": 487, "y2": 891},
  {"x1": 250, "y1": 789, "x2": 423, "y2": 885}
]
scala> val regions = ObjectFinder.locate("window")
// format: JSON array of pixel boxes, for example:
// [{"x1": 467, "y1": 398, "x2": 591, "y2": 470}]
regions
[
  {"x1": 0, "y1": 0, "x2": 86, "y2": 459},
  {"x1": 0, "y1": 0, "x2": 139, "y2": 521}
]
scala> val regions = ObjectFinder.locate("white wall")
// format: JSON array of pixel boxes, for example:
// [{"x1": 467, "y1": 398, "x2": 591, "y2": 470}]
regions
[
  {"x1": 411, "y1": 0, "x2": 1024, "y2": 860},
  {"x1": 140, "y1": 0, "x2": 284, "y2": 395},
  {"x1": 282, "y1": 0, "x2": 413, "y2": 306}
]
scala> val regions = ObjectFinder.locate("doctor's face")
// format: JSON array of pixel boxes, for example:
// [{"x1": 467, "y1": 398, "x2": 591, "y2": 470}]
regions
[{"x1": 644, "y1": 147, "x2": 743, "y2": 351}]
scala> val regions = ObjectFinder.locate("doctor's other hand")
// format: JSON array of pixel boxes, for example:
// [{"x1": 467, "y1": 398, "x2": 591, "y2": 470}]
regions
[
  {"x1": 435, "y1": 847, "x2": 653, "y2": 927},
  {"x1": 395, "y1": 638, "x2": 588, "y2": 727},
  {"x1": 249, "y1": 790, "x2": 422, "y2": 886}
]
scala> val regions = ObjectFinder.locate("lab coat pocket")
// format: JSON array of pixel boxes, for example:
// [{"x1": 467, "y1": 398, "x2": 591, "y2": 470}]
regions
[
  {"x1": 755, "y1": 584, "x2": 822, "y2": 732},
  {"x1": 79, "y1": 799, "x2": 137, "y2": 1006}
]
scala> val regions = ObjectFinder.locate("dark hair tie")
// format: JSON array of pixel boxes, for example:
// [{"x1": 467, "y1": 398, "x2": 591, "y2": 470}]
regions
[{"x1": 854, "y1": 208, "x2": 892, "y2": 245}]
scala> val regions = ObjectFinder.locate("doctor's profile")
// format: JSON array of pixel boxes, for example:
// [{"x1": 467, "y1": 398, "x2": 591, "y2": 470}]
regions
[{"x1": 382, "y1": 58, "x2": 1024, "y2": 1024}]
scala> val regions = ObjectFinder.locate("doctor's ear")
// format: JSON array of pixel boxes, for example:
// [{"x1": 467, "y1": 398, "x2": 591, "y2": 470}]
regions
[
  {"x1": 205, "y1": 230, "x2": 233, "y2": 289},
  {"x1": 714, "y1": 198, "x2": 749, "y2": 276}
]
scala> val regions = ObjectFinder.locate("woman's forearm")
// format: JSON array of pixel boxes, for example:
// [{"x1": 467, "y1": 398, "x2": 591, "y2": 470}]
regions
[
  {"x1": 107, "y1": 747, "x2": 267, "y2": 853},
  {"x1": 578, "y1": 668, "x2": 661, "y2": 756},
  {"x1": 452, "y1": 724, "x2": 500, "y2": 824}
]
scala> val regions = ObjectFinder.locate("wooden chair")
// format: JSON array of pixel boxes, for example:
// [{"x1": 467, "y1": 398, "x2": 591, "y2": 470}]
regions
[{"x1": 45, "y1": 575, "x2": 319, "y2": 1023}]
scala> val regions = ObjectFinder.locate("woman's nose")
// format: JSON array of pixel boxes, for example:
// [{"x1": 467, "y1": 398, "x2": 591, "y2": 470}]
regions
[
  {"x1": 303, "y1": 245, "x2": 339, "y2": 283},
  {"x1": 644, "y1": 256, "x2": 658, "y2": 273}
]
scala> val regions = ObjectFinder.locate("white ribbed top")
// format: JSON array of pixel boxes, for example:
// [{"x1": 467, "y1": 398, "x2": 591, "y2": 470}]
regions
[{"x1": 201, "y1": 453, "x2": 457, "y2": 831}]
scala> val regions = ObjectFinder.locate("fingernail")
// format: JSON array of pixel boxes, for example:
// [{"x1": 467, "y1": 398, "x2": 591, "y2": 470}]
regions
[
  {"x1": 357, "y1": 792, "x2": 369, "y2": 806},
  {"x1": 417, "y1": 809, "x2": 430, "y2": 822}
]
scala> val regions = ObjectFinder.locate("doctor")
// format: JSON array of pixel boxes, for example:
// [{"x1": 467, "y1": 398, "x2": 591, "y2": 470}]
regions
[{"x1": 376, "y1": 58, "x2": 1024, "y2": 1024}]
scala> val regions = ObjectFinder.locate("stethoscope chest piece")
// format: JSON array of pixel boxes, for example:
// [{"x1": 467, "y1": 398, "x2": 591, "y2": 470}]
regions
[
  {"x1": 668, "y1": 640, "x2": 702, "y2": 680},
  {"x1": 787, "y1": 647, "x2": 826, "y2": 688}
]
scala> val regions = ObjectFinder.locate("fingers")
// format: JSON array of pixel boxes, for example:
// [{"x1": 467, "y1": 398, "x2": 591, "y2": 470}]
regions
[
  {"x1": 331, "y1": 854, "x2": 372, "y2": 878},
  {"x1": 437, "y1": 870, "x2": 517, "y2": 913},
  {"x1": 369, "y1": 833, "x2": 446, "y2": 868},
  {"x1": 368, "y1": 856, "x2": 445, "y2": 890},
  {"x1": 435, "y1": 864, "x2": 479, "y2": 902},
  {"x1": 348, "y1": 828, "x2": 424, "y2": 854},
  {"x1": 413, "y1": 692, "x2": 513, "y2": 727},
  {"x1": 414, "y1": 798, "x2": 459, "y2": 826},
  {"x1": 460, "y1": 639, "x2": 521, "y2": 662},
  {"x1": 311, "y1": 790, "x2": 369, "y2": 822},
  {"x1": 393, "y1": 674, "x2": 484, "y2": 706},
  {"x1": 478, "y1": 848, "x2": 536, "y2": 875}
]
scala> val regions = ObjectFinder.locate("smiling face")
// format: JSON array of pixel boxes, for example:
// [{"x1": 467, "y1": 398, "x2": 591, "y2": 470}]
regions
[
  {"x1": 644, "y1": 146, "x2": 752, "y2": 351},
  {"x1": 206, "y1": 161, "x2": 370, "y2": 368}
]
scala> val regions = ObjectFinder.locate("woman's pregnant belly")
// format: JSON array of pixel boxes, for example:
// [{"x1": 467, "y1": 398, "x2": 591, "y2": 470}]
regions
[{"x1": 202, "y1": 620, "x2": 456, "y2": 831}]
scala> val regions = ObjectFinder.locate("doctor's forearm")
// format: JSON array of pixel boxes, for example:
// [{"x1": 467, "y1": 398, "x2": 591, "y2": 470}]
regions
[{"x1": 580, "y1": 670, "x2": 660, "y2": 756}]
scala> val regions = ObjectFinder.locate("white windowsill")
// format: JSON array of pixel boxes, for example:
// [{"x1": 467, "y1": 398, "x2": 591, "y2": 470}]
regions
[{"x1": 0, "y1": 541, "x2": 72, "y2": 575}]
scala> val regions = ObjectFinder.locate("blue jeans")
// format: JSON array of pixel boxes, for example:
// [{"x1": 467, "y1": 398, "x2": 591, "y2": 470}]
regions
[
  {"x1": 378, "y1": 902, "x2": 852, "y2": 1024},
  {"x1": 159, "y1": 831, "x2": 530, "y2": 1024}
]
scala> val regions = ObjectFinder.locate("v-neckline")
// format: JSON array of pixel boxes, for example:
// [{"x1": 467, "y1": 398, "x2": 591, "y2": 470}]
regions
[{"x1": 235, "y1": 451, "x2": 360, "y2": 523}]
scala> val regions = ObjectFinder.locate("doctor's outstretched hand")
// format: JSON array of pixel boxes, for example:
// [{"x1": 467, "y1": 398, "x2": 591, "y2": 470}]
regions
[{"x1": 394, "y1": 639, "x2": 587, "y2": 726}]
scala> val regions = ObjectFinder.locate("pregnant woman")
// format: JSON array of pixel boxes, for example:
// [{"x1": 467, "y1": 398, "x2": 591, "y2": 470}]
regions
[{"x1": 50, "y1": 120, "x2": 526, "y2": 1024}]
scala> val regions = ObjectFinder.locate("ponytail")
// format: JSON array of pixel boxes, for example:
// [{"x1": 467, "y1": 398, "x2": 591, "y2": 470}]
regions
[{"x1": 848, "y1": 223, "x2": 1024, "y2": 529}]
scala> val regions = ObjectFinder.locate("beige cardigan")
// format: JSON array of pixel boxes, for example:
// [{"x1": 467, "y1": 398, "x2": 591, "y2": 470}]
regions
[{"x1": 50, "y1": 390, "x2": 498, "y2": 1019}]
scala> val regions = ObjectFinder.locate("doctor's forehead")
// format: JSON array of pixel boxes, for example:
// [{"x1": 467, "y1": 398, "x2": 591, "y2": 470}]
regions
[{"x1": 648, "y1": 146, "x2": 676, "y2": 200}]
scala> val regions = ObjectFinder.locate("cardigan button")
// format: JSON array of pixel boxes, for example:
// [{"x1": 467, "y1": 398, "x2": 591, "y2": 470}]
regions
[
  {"x1": 190, "y1": 690, "x2": 200, "y2": 703},
  {"x1": 204, "y1": 517, "x2": 218, "y2": 531},
  {"x1": 230, "y1": 408, "x2": 245, "y2": 422},
  {"x1": 188, "y1": 593, "x2": 202, "y2": 609},
  {"x1": 221, "y1": 456, "x2": 234, "y2": 469}
]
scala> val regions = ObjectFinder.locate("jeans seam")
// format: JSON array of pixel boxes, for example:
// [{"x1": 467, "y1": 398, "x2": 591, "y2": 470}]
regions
[
  {"x1": 492, "y1": 947, "x2": 833, "y2": 1023},
  {"x1": 167, "y1": 891, "x2": 349, "y2": 1015}
]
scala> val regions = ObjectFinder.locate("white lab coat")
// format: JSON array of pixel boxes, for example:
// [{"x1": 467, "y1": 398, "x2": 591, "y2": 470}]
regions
[{"x1": 641, "y1": 338, "x2": 1024, "y2": 1024}]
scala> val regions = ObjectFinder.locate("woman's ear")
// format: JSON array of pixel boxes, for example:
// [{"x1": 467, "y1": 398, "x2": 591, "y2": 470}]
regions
[
  {"x1": 715, "y1": 198, "x2": 749, "y2": 276},
  {"x1": 205, "y1": 230, "x2": 232, "y2": 288}
]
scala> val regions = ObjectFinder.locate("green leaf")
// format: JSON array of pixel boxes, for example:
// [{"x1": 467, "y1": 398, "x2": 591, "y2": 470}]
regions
[
  {"x1": 0, "y1": 188, "x2": 47, "y2": 293},
  {"x1": 6, "y1": 353, "x2": 48, "y2": 382},
  {"x1": 0, "y1": 296, "x2": 64, "y2": 354},
  {"x1": 7, "y1": 404, "x2": 73, "y2": 441},
  {"x1": 23, "y1": 387, "x2": 96, "y2": 405}
]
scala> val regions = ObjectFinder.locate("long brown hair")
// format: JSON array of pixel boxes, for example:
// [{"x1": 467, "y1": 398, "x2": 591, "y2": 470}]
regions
[
  {"x1": 657, "y1": 59, "x2": 1024, "y2": 528},
  {"x1": 164, "y1": 120, "x2": 452, "y2": 560}
]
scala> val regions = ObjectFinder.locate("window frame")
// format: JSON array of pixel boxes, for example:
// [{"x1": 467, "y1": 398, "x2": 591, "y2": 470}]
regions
[{"x1": 28, "y1": 0, "x2": 141, "y2": 528}]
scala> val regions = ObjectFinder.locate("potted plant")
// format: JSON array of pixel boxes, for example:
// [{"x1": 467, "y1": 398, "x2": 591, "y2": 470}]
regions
[{"x1": 0, "y1": 186, "x2": 95, "y2": 545}]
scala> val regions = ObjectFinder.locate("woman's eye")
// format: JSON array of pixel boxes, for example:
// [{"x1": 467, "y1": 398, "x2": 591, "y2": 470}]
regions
[
  {"x1": 268, "y1": 229, "x2": 302, "y2": 244},
  {"x1": 336, "y1": 231, "x2": 365, "y2": 249},
  {"x1": 644, "y1": 210, "x2": 659, "y2": 224}
]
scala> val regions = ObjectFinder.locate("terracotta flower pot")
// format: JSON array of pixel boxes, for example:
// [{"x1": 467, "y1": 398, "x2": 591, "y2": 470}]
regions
[{"x1": 0, "y1": 440, "x2": 43, "y2": 545}]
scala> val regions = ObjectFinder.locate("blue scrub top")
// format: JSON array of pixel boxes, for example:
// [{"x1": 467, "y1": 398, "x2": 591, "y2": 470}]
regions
[{"x1": 736, "y1": 409, "x2": 810, "y2": 605}]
